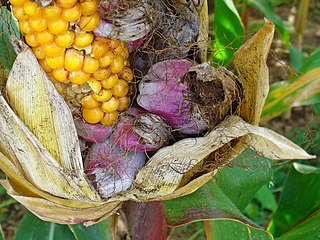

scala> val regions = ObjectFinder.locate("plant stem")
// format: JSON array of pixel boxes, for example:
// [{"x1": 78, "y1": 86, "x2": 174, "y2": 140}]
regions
[{"x1": 295, "y1": 0, "x2": 310, "y2": 50}]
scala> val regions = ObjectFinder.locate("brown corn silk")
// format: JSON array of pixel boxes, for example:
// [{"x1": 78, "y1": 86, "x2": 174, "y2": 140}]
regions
[{"x1": 0, "y1": 0, "x2": 315, "y2": 226}]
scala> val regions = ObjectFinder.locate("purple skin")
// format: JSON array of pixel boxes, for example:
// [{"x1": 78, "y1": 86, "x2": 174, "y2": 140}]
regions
[
  {"x1": 137, "y1": 60, "x2": 208, "y2": 134},
  {"x1": 111, "y1": 108, "x2": 164, "y2": 152},
  {"x1": 126, "y1": 37, "x2": 145, "y2": 53},
  {"x1": 99, "y1": 0, "x2": 120, "y2": 14},
  {"x1": 85, "y1": 139, "x2": 146, "y2": 198},
  {"x1": 75, "y1": 119, "x2": 112, "y2": 143}
]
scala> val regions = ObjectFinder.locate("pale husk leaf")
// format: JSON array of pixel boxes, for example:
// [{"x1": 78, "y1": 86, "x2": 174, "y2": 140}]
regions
[
  {"x1": 0, "y1": 179, "x2": 121, "y2": 225},
  {"x1": 0, "y1": 95, "x2": 99, "y2": 201},
  {"x1": 6, "y1": 49, "x2": 82, "y2": 176},
  {"x1": 3, "y1": 44, "x2": 100, "y2": 201},
  {"x1": 127, "y1": 115, "x2": 314, "y2": 201}
]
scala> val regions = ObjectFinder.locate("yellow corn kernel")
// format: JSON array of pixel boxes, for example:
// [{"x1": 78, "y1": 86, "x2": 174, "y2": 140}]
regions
[
  {"x1": 83, "y1": 56, "x2": 99, "y2": 73},
  {"x1": 55, "y1": 31, "x2": 75, "y2": 48},
  {"x1": 78, "y1": 12, "x2": 100, "y2": 31},
  {"x1": 69, "y1": 71, "x2": 90, "y2": 84},
  {"x1": 73, "y1": 32, "x2": 94, "y2": 49},
  {"x1": 110, "y1": 55, "x2": 124, "y2": 73},
  {"x1": 101, "y1": 74, "x2": 118, "y2": 89},
  {"x1": 80, "y1": 0, "x2": 98, "y2": 15},
  {"x1": 95, "y1": 36, "x2": 109, "y2": 43},
  {"x1": 39, "y1": 59, "x2": 53, "y2": 73},
  {"x1": 9, "y1": 0, "x2": 26, "y2": 7},
  {"x1": 61, "y1": 3, "x2": 82, "y2": 22},
  {"x1": 112, "y1": 79, "x2": 129, "y2": 98},
  {"x1": 12, "y1": 6, "x2": 28, "y2": 20},
  {"x1": 82, "y1": 107, "x2": 104, "y2": 124},
  {"x1": 52, "y1": 68, "x2": 69, "y2": 83},
  {"x1": 117, "y1": 96, "x2": 131, "y2": 111},
  {"x1": 99, "y1": 51, "x2": 115, "y2": 68},
  {"x1": 91, "y1": 40, "x2": 108, "y2": 59},
  {"x1": 101, "y1": 97, "x2": 120, "y2": 113},
  {"x1": 32, "y1": 46, "x2": 46, "y2": 60},
  {"x1": 35, "y1": 30, "x2": 54, "y2": 44},
  {"x1": 93, "y1": 68, "x2": 111, "y2": 80},
  {"x1": 43, "y1": 42, "x2": 65, "y2": 57},
  {"x1": 25, "y1": 33, "x2": 40, "y2": 47},
  {"x1": 100, "y1": 111, "x2": 118, "y2": 126},
  {"x1": 92, "y1": 89, "x2": 112, "y2": 102},
  {"x1": 57, "y1": 0, "x2": 77, "y2": 8},
  {"x1": 29, "y1": 15, "x2": 48, "y2": 32},
  {"x1": 46, "y1": 55, "x2": 65, "y2": 69},
  {"x1": 87, "y1": 78, "x2": 102, "y2": 93},
  {"x1": 42, "y1": 4, "x2": 62, "y2": 19},
  {"x1": 23, "y1": 1, "x2": 40, "y2": 17},
  {"x1": 81, "y1": 94, "x2": 100, "y2": 109},
  {"x1": 19, "y1": 20, "x2": 33, "y2": 34},
  {"x1": 118, "y1": 67, "x2": 134, "y2": 82},
  {"x1": 107, "y1": 39, "x2": 120, "y2": 49},
  {"x1": 113, "y1": 42, "x2": 129, "y2": 59},
  {"x1": 64, "y1": 49, "x2": 84, "y2": 71},
  {"x1": 48, "y1": 18, "x2": 69, "y2": 35}
]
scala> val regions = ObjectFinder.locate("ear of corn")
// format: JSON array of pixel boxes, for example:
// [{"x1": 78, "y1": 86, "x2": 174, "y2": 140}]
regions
[{"x1": 10, "y1": 0, "x2": 132, "y2": 126}]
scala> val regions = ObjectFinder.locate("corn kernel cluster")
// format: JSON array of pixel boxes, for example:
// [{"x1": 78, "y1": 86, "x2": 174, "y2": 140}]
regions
[{"x1": 10, "y1": 0, "x2": 133, "y2": 126}]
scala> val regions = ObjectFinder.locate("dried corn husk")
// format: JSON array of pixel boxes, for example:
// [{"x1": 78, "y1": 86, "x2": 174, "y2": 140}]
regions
[{"x1": 0, "y1": 19, "x2": 315, "y2": 226}]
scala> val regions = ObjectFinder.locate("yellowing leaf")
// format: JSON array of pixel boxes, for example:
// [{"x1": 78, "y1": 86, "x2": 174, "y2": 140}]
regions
[{"x1": 262, "y1": 68, "x2": 320, "y2": 122}]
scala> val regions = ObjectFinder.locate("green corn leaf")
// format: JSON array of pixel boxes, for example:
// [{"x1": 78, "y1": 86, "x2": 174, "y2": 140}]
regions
[
  {"x1": 14, "y1": 212, "x2": 113, "y2": 240},
  {"x1": 211, "y1": 0, "x2": 244, "y2": 67},
  {"x1": 14, "y1": 212, "x2": 75, "y2": 240},
  {"x1": 300, "y1": 48, "x2": 320, "y2": 73},
  {"x1": 268, "y1": 164, "x2": 320, "y2": 237},
  {"x1": 0, "y1": 7, "x2": 19, "y2": 78},
  {"x1": 276, "y1": 211, "x2": 320, "y2": 240},
  {"x1": 164, "y1": 149, "x2": 272, "y2": 226},
  {"x1": 204, "y1": 219, "x2": 274, "y2": 240},
  {"x1": 68, "y1": 219, "x2": 112, "y2": 240},
  {"x1": 214, "y1": 149, "x2": 272, "y2": 212}
]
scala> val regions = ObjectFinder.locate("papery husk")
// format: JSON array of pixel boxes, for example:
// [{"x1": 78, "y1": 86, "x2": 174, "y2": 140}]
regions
[{"x1": 0, "y1": 18, "x2": 315, "y2": 227}]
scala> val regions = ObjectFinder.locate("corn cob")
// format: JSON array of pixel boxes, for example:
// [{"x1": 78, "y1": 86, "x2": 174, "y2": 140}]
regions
[{"x1": 10, "y1": 0, "x2": 132, "y2": 126}]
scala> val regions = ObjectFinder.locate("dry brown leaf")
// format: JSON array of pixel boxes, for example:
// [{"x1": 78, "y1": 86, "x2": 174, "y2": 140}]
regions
[{"x1": 234, "y1": 19, "x2": 275, "y2": 125}]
